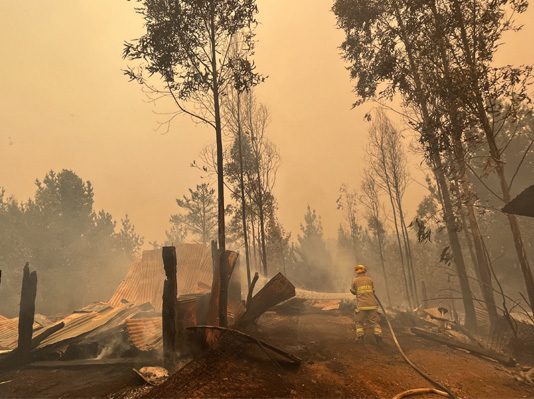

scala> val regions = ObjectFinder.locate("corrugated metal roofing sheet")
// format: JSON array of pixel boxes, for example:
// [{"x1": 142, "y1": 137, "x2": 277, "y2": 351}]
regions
[
  {"x1": 126, "y1": 317, "x2": 162, "y2": 352},
  {"x1": 109, "y1": 244, "x2": 213, "y2": 311},
  {"x1": 0, "y1": 316, "x2": 50, "y2": 350},
  {"x1": 36, "y1": 303, "x2": 137, "y2": 349}
]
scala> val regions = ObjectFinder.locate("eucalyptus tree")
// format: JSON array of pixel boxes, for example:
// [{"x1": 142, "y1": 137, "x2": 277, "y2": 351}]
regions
[
  {"x1": 123, "y1": 0, "x2": 261, "y2": 325},
  {"x1": 428, "y1": 0, "x2": 534, "y2": 314},
  {"x1": 333, "y1": 0, "x2": 478, "y2": 328}
]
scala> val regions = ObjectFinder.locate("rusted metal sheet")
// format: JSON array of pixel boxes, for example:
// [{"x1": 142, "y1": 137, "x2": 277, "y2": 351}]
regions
[
  {"x1": 238, "y1": 273, "x2": 296, "y2": 326},
  {"x1": 0, "y1": 317, "x2": 49, "y2": 351},
  {"x1": 109, "y1": 244, "x2": 213, "y2": 311},
  {"x1": 126, "y1": 317, "x2": 162, "y2": 352},
  {"x1": 125, "y1": 294, "x2": 208, "y2": 353},
  {"x1": 36, "y1": 303, "x2": 139, "y2": 350},
  {"x1": 502, "y1": 185, "x2": 534, "y2": 217}
]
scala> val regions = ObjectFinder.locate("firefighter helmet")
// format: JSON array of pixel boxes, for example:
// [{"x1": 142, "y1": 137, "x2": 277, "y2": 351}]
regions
[{"x1": 355, "y1": 264, "x2": 367, "y2": 274}]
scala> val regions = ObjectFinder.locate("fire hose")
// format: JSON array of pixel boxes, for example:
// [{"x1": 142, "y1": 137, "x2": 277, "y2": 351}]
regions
[{"x1": 374, "y1": 294, "x2": 458, "y2": 399}]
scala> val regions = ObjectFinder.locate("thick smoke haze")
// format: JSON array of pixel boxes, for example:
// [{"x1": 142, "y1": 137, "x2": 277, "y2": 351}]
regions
[{"x1": 1, "y1": 0, "x2": 533, "y2": 245}]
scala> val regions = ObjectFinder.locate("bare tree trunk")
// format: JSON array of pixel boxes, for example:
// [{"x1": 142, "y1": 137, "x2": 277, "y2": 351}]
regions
[
  {"x1": 249, "y1": 208, "x2": 259, "y2": 272},
  {"x1": 396, "y1": 194, "x2": 419, "y2": 305},
  {"x1": 236, "y1": 92, "x2": 252, "y2": 289},
  {"x1": 376, "y1": 231, "x2": 392, "y2": 307},
  {"x1": 428, "y1": 0, "x2": 497, "y2": 327},
  {"x1": 210, "y1": 8, "x2": 227, "y2": 327},
  {"x1": 252, "y1": 134, "x2": 268, "y2": 276},
  {"x1": 430, "y1": 147, "x2": 478, "y2": 330},
  {"x1": 388, "y1": 192, "x2": 412, "y2": 306}
]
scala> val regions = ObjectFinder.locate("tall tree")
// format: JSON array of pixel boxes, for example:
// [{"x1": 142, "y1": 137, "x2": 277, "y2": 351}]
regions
[
  {"x1": 333, "y1": 0, "x2": 478, "y2": 328},
  {"x1": 124, "y1": 0, "x2": 262, "y2": 325},
  {"x1": 439, "y1": 0, "x2": 534, "y2": 313},
  {"x1": 242, "y1": 92, "x2": 279, "y2": 276},
  {"x1": 225, "y1": 87, "x2": 252, "y2": 286},
  {"x1": 366, "y1": 110, "x2": 417, "y2": 306},
  {"x1": 360, "y1": 170, "x2": 392, "y2": 307}
]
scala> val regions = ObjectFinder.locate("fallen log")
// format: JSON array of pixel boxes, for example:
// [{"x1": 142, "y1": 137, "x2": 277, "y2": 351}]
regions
[
  {"x1": 187, "y1": 325, "x2": 301, "y2": 366},
  {"x1": 238, "y1": 273, "x2": 295, "y2": 326},
  {"x1": 410, "y1": 327, "x2": 516, "y2": 366}
]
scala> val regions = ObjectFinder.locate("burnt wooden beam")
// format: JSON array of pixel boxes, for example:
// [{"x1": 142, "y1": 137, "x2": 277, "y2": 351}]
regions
[
  {"x1": 187, "y1": 325, "x2": 301, "y2": 366},
  {"x1": 17, "y1": 263, "x2": 37, "y2": 363},
  {"x1": 162, "y1": 246, "x2": 178, "y2": 371},
  {"x1": 238, "y1": 272, "x2": 295, "y2": 327},
  {"x1": 246, "y1": 272, "x2": 259, "y2": 309}
]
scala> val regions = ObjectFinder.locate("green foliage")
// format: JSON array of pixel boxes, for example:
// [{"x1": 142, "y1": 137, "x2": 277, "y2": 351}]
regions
[
  {"x1": 0, "y1": 170, "x2": 143, "y2": 315},
  {"x1": 123, "y1": 0, "x2": 262, "y2": 122},
  {"x1": 168, "y1": 183, "x2": 217, "y2": 244}
]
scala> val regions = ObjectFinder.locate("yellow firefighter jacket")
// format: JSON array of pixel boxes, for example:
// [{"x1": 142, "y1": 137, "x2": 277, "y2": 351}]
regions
[{"x1": 351, "y1": 275, "x2": 378, "y2": 310}]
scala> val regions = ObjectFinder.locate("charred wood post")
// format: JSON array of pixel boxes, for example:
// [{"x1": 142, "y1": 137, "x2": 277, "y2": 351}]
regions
[
  {"x1": 17, "y1": 263, "x2": 37, "y2": 362},
  {"x1": 208, "y1": 242, "x2": 240, "y2": 329},
  {"x1": 162, "y1": 246, "x2": 178, "y2": 371}
]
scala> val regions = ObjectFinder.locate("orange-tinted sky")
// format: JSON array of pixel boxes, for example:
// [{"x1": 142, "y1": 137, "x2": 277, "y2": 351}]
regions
[{"x1": 1, "y1": 1, "x2": 533, "y2": 244}]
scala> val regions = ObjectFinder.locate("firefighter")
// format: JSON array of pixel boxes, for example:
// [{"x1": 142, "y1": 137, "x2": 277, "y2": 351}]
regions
[{"x1": 350, "y1": 264, "x2": 382, "y2": 343}]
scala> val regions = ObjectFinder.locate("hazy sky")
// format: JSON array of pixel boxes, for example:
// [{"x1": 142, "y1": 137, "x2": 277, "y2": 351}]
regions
[{"x1": 1, "y1": 1, "x2": 533, "y2": 245}]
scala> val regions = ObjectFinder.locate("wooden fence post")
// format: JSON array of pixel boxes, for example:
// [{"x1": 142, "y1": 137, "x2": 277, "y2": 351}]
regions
[
  {"x1": 17, "y1": 263, "x2": 37, "y2": 362},
  {"x1": 162, "y1": 246, "x2": 178, "y2": 371}
]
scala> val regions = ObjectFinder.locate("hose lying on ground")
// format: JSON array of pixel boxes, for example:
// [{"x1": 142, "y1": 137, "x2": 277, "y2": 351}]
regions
[
  {"x1": 392, "y1": 388, "x2": 450, "y2": 399},
  {"x1": 374, "y1": 294, "x2": 458, "y2": 399}
]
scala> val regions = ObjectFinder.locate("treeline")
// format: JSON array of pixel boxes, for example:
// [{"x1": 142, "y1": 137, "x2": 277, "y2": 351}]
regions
[
  {"x1": 0, "y1": 170, "x2": 143, "y2": 316},
  {"x1": 121, "y1": 0, "x2": 534, "y2": 334},
  {"x1": 332, "y1": 0, "x2": 534, "y2": 332}
]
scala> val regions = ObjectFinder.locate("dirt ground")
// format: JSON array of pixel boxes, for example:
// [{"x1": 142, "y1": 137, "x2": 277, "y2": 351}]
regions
[
  {"x1": 147, "y1": 310, "x2": 534, "y2": 399},
  {"x1": 1, "y1": 309, "x2": 533, "y2": 399}
]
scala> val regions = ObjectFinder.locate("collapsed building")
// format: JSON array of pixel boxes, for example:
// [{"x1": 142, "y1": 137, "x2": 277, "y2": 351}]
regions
[{"x1": 0, "y1": 244, "x2": 228, "y2": 361}]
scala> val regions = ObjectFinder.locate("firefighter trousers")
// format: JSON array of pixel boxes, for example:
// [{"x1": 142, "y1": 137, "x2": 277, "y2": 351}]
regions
[{"x1": 354, "y1": 309, "x2": 382, "y2": 337}]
